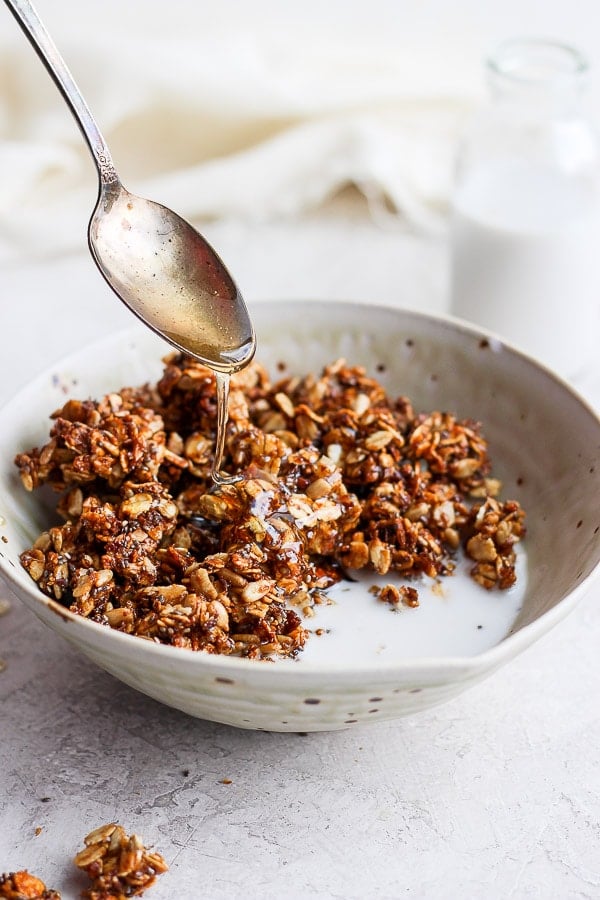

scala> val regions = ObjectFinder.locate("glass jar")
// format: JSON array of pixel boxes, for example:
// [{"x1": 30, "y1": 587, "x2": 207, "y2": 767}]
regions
[{"x1": 449, "y1": 38, "x2": 600, "y2": 380}]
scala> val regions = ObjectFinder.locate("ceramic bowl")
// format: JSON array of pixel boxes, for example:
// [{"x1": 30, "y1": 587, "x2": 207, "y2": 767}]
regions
[{"x1": 0, "y1": 301, "x2": 599, "y2": 732}]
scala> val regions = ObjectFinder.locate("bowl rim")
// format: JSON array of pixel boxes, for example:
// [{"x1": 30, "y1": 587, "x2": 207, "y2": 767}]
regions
[{"x1": 1, "y1": 300, "x2": 599, "y2": 681}]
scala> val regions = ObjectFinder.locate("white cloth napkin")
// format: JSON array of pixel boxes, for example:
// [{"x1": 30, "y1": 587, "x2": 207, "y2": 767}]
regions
[{"x1": 0, "y1": 12, "x2": 483, "y2": 263}]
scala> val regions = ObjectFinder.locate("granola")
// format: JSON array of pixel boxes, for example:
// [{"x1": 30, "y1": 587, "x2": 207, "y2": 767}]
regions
[
  {"x1": 73, "y1": 823, "x2": 168, "y2": 899},
  {"x1": 0, "y1": 871, "x2": 60, "y2": 900},
  {"x1": 16, "y1": 356, "x2": 526, "y2": 658}
]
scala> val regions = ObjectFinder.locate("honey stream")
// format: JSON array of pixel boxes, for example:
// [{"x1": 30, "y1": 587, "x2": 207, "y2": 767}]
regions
[{"x1": 211, "y1": 372, "x2": 240, "y2": 485}]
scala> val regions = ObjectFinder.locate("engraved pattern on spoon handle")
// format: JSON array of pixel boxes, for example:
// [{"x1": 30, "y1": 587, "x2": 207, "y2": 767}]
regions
[{"x1": 3, "y1": 0, "x2": 119, "y2": 187}]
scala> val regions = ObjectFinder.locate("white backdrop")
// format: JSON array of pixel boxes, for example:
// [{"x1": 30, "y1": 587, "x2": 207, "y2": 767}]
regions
[{"x1": 1, "y1": 0, "x2": 599, "y2": 263}]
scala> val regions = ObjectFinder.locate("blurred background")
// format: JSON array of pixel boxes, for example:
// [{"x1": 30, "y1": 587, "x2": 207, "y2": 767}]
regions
[{"x1": 0, "y1": 0, "x2": 599, "y2": 390}]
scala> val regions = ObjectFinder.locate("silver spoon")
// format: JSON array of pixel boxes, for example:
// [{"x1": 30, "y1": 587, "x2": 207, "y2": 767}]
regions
[{"x1": 4, "y1": 0, "x2": 256, "y2": 374}]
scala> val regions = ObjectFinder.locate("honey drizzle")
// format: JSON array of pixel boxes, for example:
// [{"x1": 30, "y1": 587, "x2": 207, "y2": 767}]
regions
[{"x1": 211, "y1": 371, "x2": 241, "y2": 485}]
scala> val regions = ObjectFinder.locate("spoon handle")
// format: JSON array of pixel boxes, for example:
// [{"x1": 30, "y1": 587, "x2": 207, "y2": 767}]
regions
[{"x1": 4, "y1": 0, "x2": 119, "y2": 187}]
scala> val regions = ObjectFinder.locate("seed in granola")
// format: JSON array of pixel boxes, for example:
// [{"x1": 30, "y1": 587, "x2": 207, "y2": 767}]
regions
[
  {"x1": 274, "y1": 392, "x2": 295, "y2": 418},
  {"x1": 364, "y1": 430, "x2": 394, "y2": 451},
  {"x1": 466, "y1": 534, "x2": 498, "y2": 563}
]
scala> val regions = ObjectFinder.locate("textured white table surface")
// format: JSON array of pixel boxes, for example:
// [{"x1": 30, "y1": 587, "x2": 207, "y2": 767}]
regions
[{"x1": 1, "y1": 201, "x2": 599, "y2": 899}]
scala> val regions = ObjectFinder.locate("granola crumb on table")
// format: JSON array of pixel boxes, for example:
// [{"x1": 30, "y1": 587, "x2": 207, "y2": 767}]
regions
[
  {"x1": 16, "y1": 356, "x2": 526, "y2": 658},
  {"x1": 0, "y1": 871, "x2": 60, "y2": 900},
  {"x1": 73, "y1": 823, "x2": 168, "y2": 899}
]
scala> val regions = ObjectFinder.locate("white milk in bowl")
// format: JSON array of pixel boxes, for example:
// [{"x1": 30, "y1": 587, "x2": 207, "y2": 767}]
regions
[{"x1": 450, "y1": 159, "x2": 600, "y2": 379}]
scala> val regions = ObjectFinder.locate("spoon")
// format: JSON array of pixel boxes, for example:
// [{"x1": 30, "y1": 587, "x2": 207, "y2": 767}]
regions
[{"x1": 4, "y1": 0, "x2": 256, "y2": 375}]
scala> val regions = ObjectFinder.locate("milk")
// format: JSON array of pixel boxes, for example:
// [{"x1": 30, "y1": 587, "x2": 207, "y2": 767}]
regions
[
  {"x1": 450, "y1": 159, "x2": 600, "y2": 379},
  {"x1": 278, "y1": 546, "x2": 527, "y2": 665}
]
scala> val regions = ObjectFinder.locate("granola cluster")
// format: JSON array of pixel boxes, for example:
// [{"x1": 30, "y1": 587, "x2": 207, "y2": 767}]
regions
[
  {"x1": 1, "y1": 825, "x2": 166, "y2": 900},
  {"x1": 73, "y1": 824, "x2": 168, "y2": 899},
  {"x1": 16, "y1": 356, "x2": 525, "y2": 658},
  {"x1": 0, "y1": 872, "x2": 60, "y2": 900}
]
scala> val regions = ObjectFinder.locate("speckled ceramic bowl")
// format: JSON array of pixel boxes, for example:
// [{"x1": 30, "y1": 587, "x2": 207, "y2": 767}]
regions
[{"x1": 0, "y1": 301, "x2": 599, "y2": 731}]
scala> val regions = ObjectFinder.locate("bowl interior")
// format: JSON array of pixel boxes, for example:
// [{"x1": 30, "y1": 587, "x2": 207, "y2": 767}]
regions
[{"x1": 1, "y1": 300, "x2": 599, "y2": 659}]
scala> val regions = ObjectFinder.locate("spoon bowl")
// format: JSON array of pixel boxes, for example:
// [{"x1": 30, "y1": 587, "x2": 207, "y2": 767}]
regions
[{"x1": 89, "y1": 184, "x2": 255, "y2": 372}]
